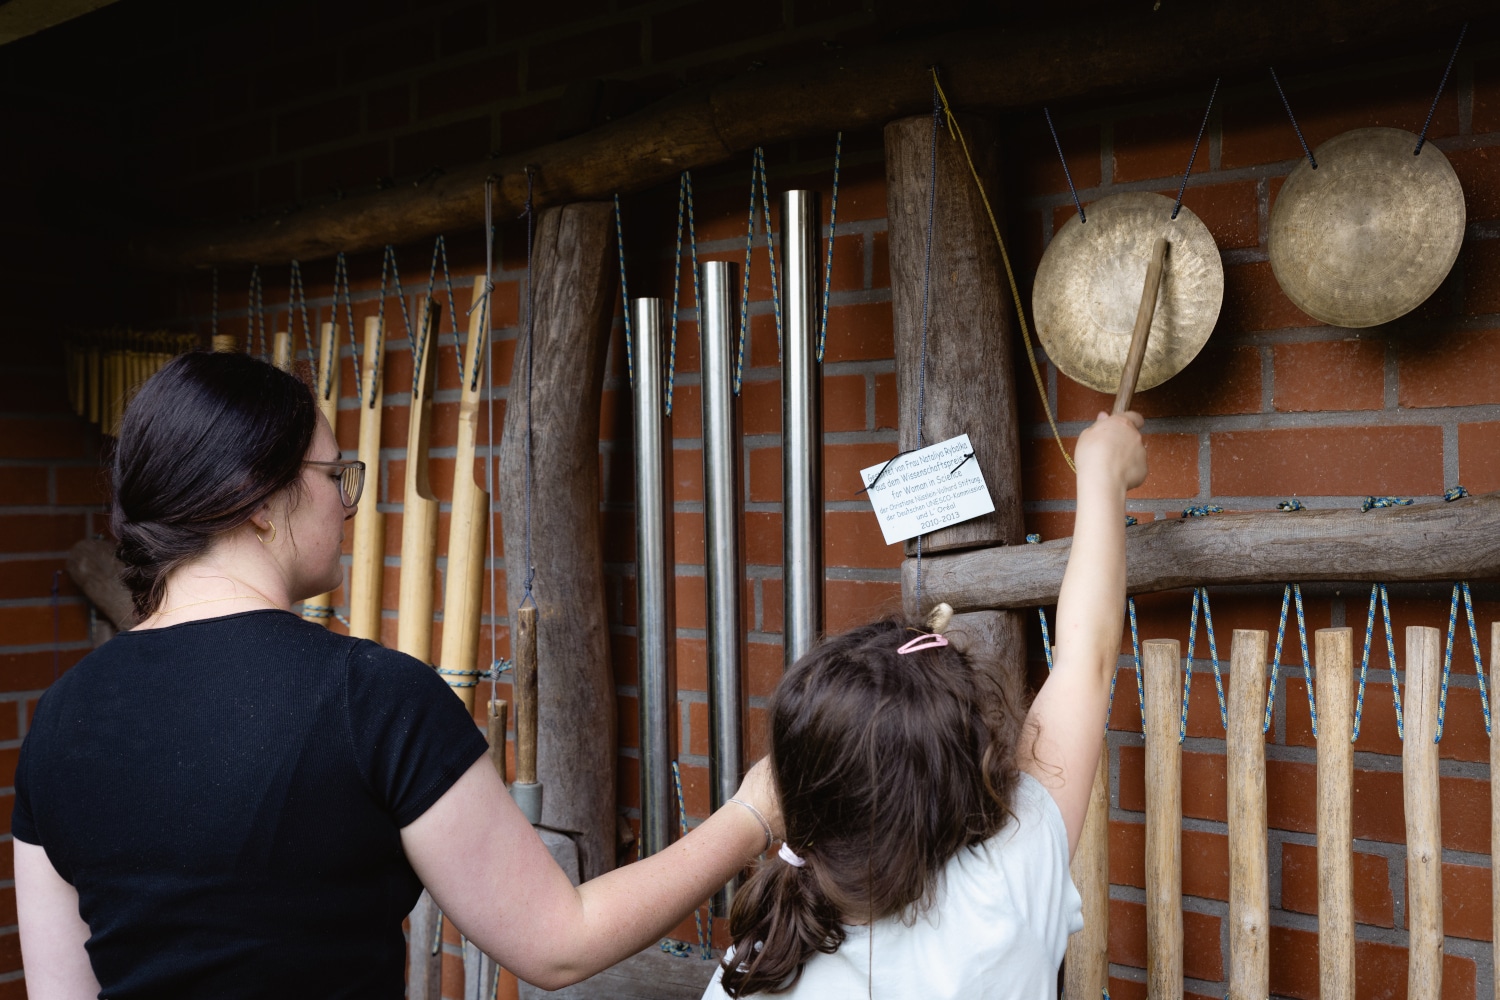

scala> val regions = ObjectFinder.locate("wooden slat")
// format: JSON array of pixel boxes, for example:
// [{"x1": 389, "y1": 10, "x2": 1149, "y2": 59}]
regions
[
  {"x1": 1226, "y1": 629, "x2": 1269, "y2": 1000},
  {"x1": 1063, "y1": 744, "x2": 1109, "y2": 1000},
  {"x1": 1317, "y1": 628, "x2": 1355, "y2": 999},
  {"x1": 1143, "y1": 638, "x2": 1182, "y2": 1000},
  {"x1": 1403, "y1": 625, "x2": 1444, "y2": 1000}
]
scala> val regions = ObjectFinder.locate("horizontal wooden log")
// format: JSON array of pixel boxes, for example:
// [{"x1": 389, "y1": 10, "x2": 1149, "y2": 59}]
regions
[
  {"x1": 128, "y1": 0, "x2": 1486, "y2": 270},
  {"x1": 67, "y1": 538, "x2": 135, "y2": 630},
  {"x1": 906, "y1": 491, "x2": 1500, "y2": 615}
]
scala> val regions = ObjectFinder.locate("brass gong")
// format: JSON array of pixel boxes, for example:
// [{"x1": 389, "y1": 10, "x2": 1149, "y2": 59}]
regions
[
  {"x1": 1034, "y1": 191, "x2": 1223, "y2": 395},
  {"x1": 1268, "y1": 127, "x2": 1465, "y2": 328}
]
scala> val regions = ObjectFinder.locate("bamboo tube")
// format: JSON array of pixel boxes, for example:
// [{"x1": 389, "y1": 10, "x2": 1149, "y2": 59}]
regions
[
  {"x1": 1316, "y1": 627, "x2": 1355, "y2": 998},
  {"x1": 396, "y1": 300, "x2": 441, "y2": 665},
  {"x1": 272, "y1": 330, "x2": 292, "y2": 371},
  {"x1": 302, "y1": 321, "x2": 342, "y2": 627},
  {"x1": 211, "y1": 334, "x2": 238, "y2": 353},
  {"x1": 1491, "y1": 622, "x2": 1500, "y2": 1000},
  {"x1": 1404, "y1": 625, "x2": 1443, "y2": 999},
  {"x1": 437, "y1": 276, "x2": 491, "y2": 711},
  {"x1": 1063, "y1": 743, "x2": 1109, "y2": 1000},
  {"x1": 348, "y1": 316, "x2": 387, "y2": 641},
  {"x1": 1143, "y1": 637, "x2": 1183, "y2": 1000},
  {"x1": 1227, "y1": 629, "x2": 1269, "y2": 1000}
]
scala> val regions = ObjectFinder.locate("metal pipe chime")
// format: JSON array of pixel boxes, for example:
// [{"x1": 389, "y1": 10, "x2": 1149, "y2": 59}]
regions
[
  {"x1": 781, "y1": 191, "x2": 824, "y2": 665},
  {"x1": 700, "y1": 262, "x2": 744, "y2": 911},
  {"x1": 631, "y1": 297, "x2": 676, "y2": 857}
]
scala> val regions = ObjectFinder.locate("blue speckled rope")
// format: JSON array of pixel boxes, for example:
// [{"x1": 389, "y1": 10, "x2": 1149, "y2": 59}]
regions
[
  {"x1": 1363, "y1": 496, "x2": 1414, "y2": 512},
  {"x1": 757, "y1": 148, "x2": 783, "y2": 360},
  {"x1": 1445, "y1": 485, "x2": 1470, "y2": 502},
  {"x1": 1039, "y1": 607, "x2": 1054, "y2": 674},
  {"x1": 1185, "y1": 587, "x2": 1227, "y2": 737},
  {"x1": 334, "y1": 252, "x2": 358, "y2": 373},
  {"x1": 422, "y1": 235, "x2": 463, "y2": 393},
  {"x1": 666, "y1": 171, "x2": 700, "y2": 416},
  {"x1": 1182, "y1": 504, "x2": 1224, "y2": 518},
  {"x1": 1263, "y1": 584, "x2": 1316, "y2": 737},
  {"x1": 1436, "y1": 581, "x2": 1492, "y2": 742},
  {"x1": 613, "y1": 194, "x2": 634, "y2": 387},
  {"x1": 669, "y1": 761, "x2": 712, "y2": 959},
  {"x1": 1354, "y1": 583, "x2": 1404, "y2": 742},
  {"x1": 815, "y1": 132, "x2": 842, "y2": 363},
  {"x1": 288, "y1": 260, "x2": 312, "y2": 365},
  {"x1": 1128, "y1": 597, "x2": 1146, "y2": 734}
]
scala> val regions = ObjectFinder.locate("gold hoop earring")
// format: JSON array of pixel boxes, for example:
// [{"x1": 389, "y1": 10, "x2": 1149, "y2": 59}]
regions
[{"x1": 257, "y1": 520, "x2": 277, "y2": 545}]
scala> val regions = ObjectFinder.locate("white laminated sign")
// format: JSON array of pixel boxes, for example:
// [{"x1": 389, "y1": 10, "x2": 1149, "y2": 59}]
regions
[{"x1": 859, "y1": 433, "x2": 995, "y2": 545}]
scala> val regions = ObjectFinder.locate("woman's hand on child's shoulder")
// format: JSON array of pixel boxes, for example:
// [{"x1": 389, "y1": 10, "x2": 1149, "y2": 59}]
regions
[{"x1": 1075, "y1": 411, "x2": 1147, "y2": 492}]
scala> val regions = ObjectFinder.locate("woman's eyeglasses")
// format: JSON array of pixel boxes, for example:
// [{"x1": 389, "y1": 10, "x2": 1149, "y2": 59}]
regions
[{"x1": 304, "y1": 459, "x2": 365, "y2": 509}]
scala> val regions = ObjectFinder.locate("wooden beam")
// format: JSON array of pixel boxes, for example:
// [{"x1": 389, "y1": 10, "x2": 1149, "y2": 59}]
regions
[
  {"x1": 906, "y1": 491, "x2": 1500, "y2": 615},
  {"x1": 127, "y1": 0, "x2": 1488, "y2": 270},
  {"x1": 0, "y1": 0, "x2": 122, "y2": 46}
]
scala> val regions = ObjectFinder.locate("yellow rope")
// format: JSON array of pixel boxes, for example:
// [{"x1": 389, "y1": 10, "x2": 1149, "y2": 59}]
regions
[{"x1": 930, "y1": 69, "x2": 1075, "y2": 473}]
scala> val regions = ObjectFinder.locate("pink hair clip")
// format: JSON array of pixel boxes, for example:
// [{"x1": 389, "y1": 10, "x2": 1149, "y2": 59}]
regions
[{"x1": 897, "y1": 632, "x2": 949, "y2": 655}]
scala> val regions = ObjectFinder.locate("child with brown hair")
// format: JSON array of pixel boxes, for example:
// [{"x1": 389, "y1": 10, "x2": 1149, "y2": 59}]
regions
[{"x1": 706, "y1": 411, "x2": 1148, "y2": 999}]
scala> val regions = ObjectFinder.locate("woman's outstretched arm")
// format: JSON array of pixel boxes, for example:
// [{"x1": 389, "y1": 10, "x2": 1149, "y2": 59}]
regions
[
  {"x1": 401, "y1": 756, "x2": 777, "y2": 990},
  {"x1": 1021, "y1": 411, "x2": 1147, "y2": 855}
]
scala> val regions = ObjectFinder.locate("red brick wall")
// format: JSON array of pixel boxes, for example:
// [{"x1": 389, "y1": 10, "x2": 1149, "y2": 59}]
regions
[{"x1": 4, "y1": 3, "x2": 1500, "y2": 998}]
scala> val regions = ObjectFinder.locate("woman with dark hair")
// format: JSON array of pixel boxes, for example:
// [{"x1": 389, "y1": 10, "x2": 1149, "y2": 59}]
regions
[
  {"x1": 706, "y1": 411, "x2": 1148, "y2": 999},
  {"x1": 13, "y1": 351, "x2": 779, "y2": 1000}
]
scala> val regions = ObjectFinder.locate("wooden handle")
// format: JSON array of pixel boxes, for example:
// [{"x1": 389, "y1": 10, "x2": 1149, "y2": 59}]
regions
[
  {"x1": 1316, "y1": 628, "x2": 1355, "y2": 998},
  {"x1": 1143, "y1": 638, "x2": 1183, "y2": 1000},
  {"x1": 1113, "y1": 236, "x2": 1169, "y2": 416},
  {"x1": 515, "y1": 604, "x2": 539, "y2": 786},
  {"x1": 1403, "y1": 626, "x2": 1443, "y2": 999},
  {"x1": 1227, "y1": 629, "x2": 1269, "y2": 999}
]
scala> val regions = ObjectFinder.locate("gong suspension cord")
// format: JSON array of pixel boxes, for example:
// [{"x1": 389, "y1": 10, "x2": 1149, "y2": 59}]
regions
[
  {"x1": 1042, "y1": 108, "x2": 1085, "y2": 224},
  {"x1": 1269, "y1": 67, "x2": 1317, "y2": 170},
  {"x1": 288, "y1": 260, "x2": 312, "y2": 364},
  {"x1": 667, "y1": 170, "x2": 700, "y2": 416},
  {"x1": 334, "y1": 252, "x2": 359, "y2": 375},
  {"x1": 247, "y1": 265, "x2": 266, "y2": 359},
  {"x1": 733, "y1": 147, "x2": 783, "y2": 392},
  {"x1": 1415, "y1": 21, "x2": 1468, "y2": 156},
  {"x1": 1170, "y1": 78, "x2": 1219, "y2": 222},
  {"x1": 816, "y1": 132, "x2": 843, "y2": 363},
  {"x1": 930, "y1": 69, "x2": 1075, "y2": 474},
  {"x1": 613, "y1": 194, "x2": 634, "y2": 387},
  {"x1": 424, "y1": 234, "x2": 463, "y2": 390},
  {"x1": 372, "y1": 244, "x2": 413, "y2": 408}
]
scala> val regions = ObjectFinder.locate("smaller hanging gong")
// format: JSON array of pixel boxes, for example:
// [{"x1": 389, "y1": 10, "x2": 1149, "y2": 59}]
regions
[
  {"x1": 1268, "y1": 127, "x2": 1465, "y2": 328},
  {"x1": 1034, "y1": 191, "x2": 1223, "y2": 395}
]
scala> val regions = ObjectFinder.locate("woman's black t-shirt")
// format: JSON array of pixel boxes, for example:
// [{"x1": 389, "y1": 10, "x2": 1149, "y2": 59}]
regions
[{"x1": 12, "y1": 609, "x2": 490, "y2": 999}]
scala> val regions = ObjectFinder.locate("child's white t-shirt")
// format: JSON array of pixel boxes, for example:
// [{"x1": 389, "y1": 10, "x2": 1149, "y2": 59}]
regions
[{"x1": 701, "y1": 772, "x2": 1084, "y2": 999}]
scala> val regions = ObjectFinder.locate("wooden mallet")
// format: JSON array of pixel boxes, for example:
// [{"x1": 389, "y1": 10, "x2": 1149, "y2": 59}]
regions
[{"x1": 1113, "y1": 236, "x2": 1169, "y2": 415}]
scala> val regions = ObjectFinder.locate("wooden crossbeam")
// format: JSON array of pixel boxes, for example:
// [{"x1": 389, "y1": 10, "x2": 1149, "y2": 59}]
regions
[{"x1": 905, "y1": 491, "x2": 1500, "y2": 615}]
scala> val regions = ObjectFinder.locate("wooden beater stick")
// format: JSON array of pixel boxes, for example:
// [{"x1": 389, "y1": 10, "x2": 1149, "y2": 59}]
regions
[
  {"x1": 1063, "y1": 743, "x2": 1109, "y2": 1000},
  {"x1": 396, "y1": 300, "x2": 441, "y2": 665},
  {"x1": 1113, "y1": 236, "x2": 1169, "y2": 416},
  {"x1": 1227, "y1": 629, "x2": 1269, "y2": 999},
  {"x1": 302, "y1": 321, "x2": 342, "y2": 627},
  {"x1": 1403, "y1": 625, "x2": 1443, "y2": 999},
  {"x1": 1316, "y1": 628, "x2": 1355, "y2": 998},
  {"x1": 1143, "y1": 638, "x2": 1183, "y2": 1000},
  {"x1": 348, "y1": 315, "x2": 387, "y2": 641}
]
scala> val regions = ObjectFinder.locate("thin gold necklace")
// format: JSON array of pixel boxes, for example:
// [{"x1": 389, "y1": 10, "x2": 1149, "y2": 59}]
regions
[{"x1": 147, "y1": 594, "x2": 277, "y2": 620}]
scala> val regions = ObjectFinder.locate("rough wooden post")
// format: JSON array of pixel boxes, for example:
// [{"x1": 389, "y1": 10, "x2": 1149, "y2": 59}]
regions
[
  {"x1": 1143, "y1": 638, "x2": 1183, "y2": 1000},
  {"x1": 1316, "y1": 628, "x2": 1355, "y2": 998},
  {"x1": 1404, "y1": 625, "x2": 1443, "y2": 999},
  {"x1": 1227, "y1": 629, "x2": 1269, "y2": 999},
  {"x1": 885, "y1": 110, "x2": 1025, "y2": 678},
  {"x1": 1063, "y1": 745, "x2": 1109, "y2": 1000},
  {"x1": 499, "y1": 202, "x2": 618, "y2": 881}
]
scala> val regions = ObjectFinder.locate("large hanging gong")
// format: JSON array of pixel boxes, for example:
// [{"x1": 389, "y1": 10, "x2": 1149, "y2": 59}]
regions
[
  {"x1": 1034, "y1": 191, "x2": 1223, "y2": 395},
  {"x1": 1268, "y1": 127, "x2": 1465, "y2": 328}
]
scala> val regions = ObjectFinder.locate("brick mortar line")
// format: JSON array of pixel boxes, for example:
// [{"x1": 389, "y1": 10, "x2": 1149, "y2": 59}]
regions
[{"x1": 1025, "y1": 402, "x2": 1500, "y2": 437}]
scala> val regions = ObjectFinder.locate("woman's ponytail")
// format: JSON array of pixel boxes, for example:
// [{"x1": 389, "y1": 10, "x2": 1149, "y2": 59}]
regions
[{"x1": 718, "y1": 852, "x2": 845, "y2": 997}]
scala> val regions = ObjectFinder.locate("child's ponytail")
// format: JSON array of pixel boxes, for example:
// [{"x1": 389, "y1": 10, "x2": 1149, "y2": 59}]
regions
[{"x1": 718, "y1": 849, "x2": 845, "y2": 996}]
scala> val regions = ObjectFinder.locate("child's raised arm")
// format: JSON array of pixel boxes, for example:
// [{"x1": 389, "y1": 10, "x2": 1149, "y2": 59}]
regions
[{"x1": 1021, "y1": 411, "x2": 1147, "y2": 855}]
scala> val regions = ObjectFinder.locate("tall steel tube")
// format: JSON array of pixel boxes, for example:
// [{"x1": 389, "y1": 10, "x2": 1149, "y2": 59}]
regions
[
  {"x1": 700, "y1": 262, "x2": 744, "y2": 912},
  {"x1": 631, "y1": 297, "x2": 675, "y2": 857},
  {"x1": 781, "y1": 190, "x2": 823, "y2": 666}
]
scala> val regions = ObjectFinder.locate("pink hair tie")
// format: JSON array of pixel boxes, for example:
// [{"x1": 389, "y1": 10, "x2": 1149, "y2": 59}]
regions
[
  {"x1": 897, "y1": 632, "x2": 949, "y2": 655},
  {"x1": 778, "y1": 842, "x2": 806, "y2": 868}
]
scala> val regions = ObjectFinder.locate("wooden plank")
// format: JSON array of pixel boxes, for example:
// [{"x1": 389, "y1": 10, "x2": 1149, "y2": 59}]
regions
[
  {"x1": 1317, "y1": 628, "x2": 1355, "y2": 999},
  {"x1": 906, "y1": 492, "x2": 1500, "y2": 615},
  {"x1": 1226, "y1": 629, "x2": 1269, "y2": 1000},
  {"x1": 1063, "y1": 745, "x2": 1109, "y2": 1000},
  {"x1": 129, "y1": 0, "x2": 1490, "y2": 270},
  {"x1": 497, "y1": 203, "x2": 618, "y2": 881},
  {"x1": 1143, "y1": 638, "x2": 1182, "y2": 1000},
  {"x1": 1403, "y1": 625, "x2": 1444, "y2": 1000}
]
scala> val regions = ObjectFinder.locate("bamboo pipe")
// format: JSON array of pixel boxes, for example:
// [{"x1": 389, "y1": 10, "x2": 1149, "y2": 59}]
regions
[
  {"x1": 302, "y1": 321, "x2": 342, "y2": 627},
  {"x1": 1226, "y1": 629, "x2": 1269, "y2": 1000},
  {"x1": 1143, "y1": 637, "x2": 1183, "y2": 1000},
  {"x1": 437, "y1": 276, "x2": 491, "y2": 712},
  {"x1": 397, "y1": 300, "x2": 442, "y2": 665},
  {"x1": 211, "y1": 334, "x2": 238, "y2": 353},
  {"x1": 1063, "y1": 743, "x2": 1109, "y2": 1000},
  {"x1": 1316, "y1": 628, "x2": 1355, "y2": 998},
  {"x1": 348, "y1": 316, "x2": 387, "y2": 642},
  {"x1": 1491, "y1": 622, "x2": 1500, "y2": 999},
  {"x1": 1403, "y1": 625, "x2": 1443, "y2": 999},
  {"x1": 1113, "y1": 236, "x2": 1168, "y2": 416},
  {"x1": 511, "y1": 604, "x2": 542, "y2": 824},
  {"x1": 272, "y1": 330, "x2": 291, "y2": 371}
]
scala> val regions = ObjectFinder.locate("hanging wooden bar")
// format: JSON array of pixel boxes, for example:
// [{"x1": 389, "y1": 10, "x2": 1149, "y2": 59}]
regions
[
  {"x1": 1143, "y1": 638, "x2": 1182, "y2": 1000},
  {"x1": 1403, "y1": 625, "x2": 1444, "y2": 1000},
  {"x1": 1316, "y1": 628, "x2": 1355, "y2": 998},
  {"x1": 1063, "y1": 745, "x2": 1109, "y2": 1000},
  {"x1": 438, "y1": 276, "x2": 491, "y2": 712},
  {"x1": 1226, "y1": 629, "x2": 1269, "y2": 1000},
  {"x1": 348, "y1": 315, "x2": 387, "y2": 642},
  {"x1": 302, "y1": 320, "x2": 342, "y2": 627},
  {"x1": 397, "y1": 300, "x2": 441, "y2": 666}
]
